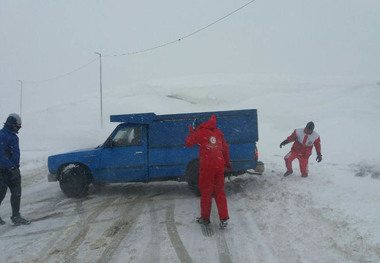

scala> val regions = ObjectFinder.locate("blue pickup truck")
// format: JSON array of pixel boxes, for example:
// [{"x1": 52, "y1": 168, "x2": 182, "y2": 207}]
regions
[{"x1": 48, "y1": 109, "x2": 264, "y2": 197}]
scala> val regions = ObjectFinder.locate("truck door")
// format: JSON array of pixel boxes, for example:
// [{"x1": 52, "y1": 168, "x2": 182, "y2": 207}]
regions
[{"x1": 98, "y1": 125, "x2": 148, "y2": 182}]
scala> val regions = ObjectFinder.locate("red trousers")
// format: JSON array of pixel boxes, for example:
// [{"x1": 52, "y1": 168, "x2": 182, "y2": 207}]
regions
[
  {"x1": 199, "y1": 166, "x2": 229, "y2": 221},
  {"x1": 284, "y1": 151, "x2": 309, "y2": 176}
]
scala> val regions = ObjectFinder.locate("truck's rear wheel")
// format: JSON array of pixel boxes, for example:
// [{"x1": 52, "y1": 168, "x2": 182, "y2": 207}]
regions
[
  {"x1": 186, "y1": 160, "x2": 200, "y2": 196},
  {"x1": 59, "y1": 165, "x2": 89, "y2": 198}
]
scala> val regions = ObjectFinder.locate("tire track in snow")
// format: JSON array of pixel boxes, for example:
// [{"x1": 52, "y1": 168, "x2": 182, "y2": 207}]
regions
[
  {"x1": 214, "y1": 227, "x2": 232, "y2": 263},
  {"x1": 0, "y1": 223, "x2": 19, "y2": 237},
  {"x1": 64, "y1": 196, "x2": 120, "y2": 262},
  {"x1": 0, "y1": 192, "x2": 66, "y2": 238},
  {"x1": 226, "y1": 177, "x2": 281, "y2": 262},
  {"x1": 208, "y1": 213, "x2": 232, "y2": 263},
  {"x1": 166, "y1": 202, "x2": 194, "y2": 263},
  {"x1": 42, "y1": 195, "x2": 119, "y2": 262},
  {"x1": 35, "y1": 198, "x2": 88, "y2": 262},
  {"x1": 96, "y1": 196, "x2": 145, "y2": 263},
  {"x1": 0, "y1": 191, "x2": 88, "y2": 262},
  {"x1": 140, "y1": 201, "x2": 163, "y2": 263},
  {"x1": 0, "y1": 224, "x2": 68, "y2": 239},
  {"x1": 97, "y1": 186, "x2": 184, "y2": 262}
]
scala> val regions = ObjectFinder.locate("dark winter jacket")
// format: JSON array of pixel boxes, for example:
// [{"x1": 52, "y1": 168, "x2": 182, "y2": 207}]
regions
[
  {"x1": 0, "y1": 125, "x2": 20, "y2": 169},
  {"x1": 185, "y1": 115, "x2": 231, "y2": 171}
]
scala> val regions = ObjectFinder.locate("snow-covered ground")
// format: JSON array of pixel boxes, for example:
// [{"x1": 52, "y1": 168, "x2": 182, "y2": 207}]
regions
[{"x1": 0, "y1": 74, "x2": 379, "y2": 262}]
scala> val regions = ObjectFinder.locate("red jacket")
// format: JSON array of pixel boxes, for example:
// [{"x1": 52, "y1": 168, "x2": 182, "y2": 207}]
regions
[
  {"x1": 287, "y1": 128, "x2": 321, "y2": 158},
  {"x1": 185, "y1": 115, "x2": 231, "y2": 171}
]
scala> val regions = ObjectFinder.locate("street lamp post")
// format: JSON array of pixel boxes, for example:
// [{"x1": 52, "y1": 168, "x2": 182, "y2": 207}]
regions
[
  {"x1": 94, "y1": 52, "x2": 103, "y2": 128},
  {"x1": 17, "y1": 80, "x2": 23, "y2": 117}
]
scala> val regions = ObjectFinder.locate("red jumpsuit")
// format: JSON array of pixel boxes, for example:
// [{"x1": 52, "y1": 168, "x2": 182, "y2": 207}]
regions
[
  {"x1": 284, "y1": 128, "x2": 321, "y2": 176},
  {"x1": 185, "y1": 115, "x2": 231, "y2": 221}
]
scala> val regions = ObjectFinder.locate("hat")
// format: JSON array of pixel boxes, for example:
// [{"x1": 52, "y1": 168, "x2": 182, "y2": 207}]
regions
[
  {"x1": 305, "y1": 121, "x2": 314, "y2": 131},
  {"x1": 6, "y1": 113, "x2": 22, "y2": 126},
  {"x1": 5, "y1": 113, "x2": 22, "y2": 133}
]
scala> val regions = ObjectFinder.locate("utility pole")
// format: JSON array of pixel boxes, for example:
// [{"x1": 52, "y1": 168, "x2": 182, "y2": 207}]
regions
[
  {"x1": 17, "y1": 80, "x2": 23, "y2": 118},
  {"x1": 94, "y1": 52, "x2": 103, "y2": 128}
]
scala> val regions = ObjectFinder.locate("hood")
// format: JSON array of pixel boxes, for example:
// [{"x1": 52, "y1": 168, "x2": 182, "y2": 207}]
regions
[
  {"x1": 49, "y1": 147, "x2": 99, "y2": 159},
  {"x1": 5, "y1": 113, "x2": 22, "y2": 134},
  {"x1": 198, "y1": 114, "x2": 217, "y2": 130}
]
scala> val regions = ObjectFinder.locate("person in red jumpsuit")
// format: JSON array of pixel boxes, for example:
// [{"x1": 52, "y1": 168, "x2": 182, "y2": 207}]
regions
[
  {"x1": 280, "y1": 121, "x2": 322, "y2": 177},
  {"x1": 185, "y1": 115, "x2": 231, "y2": 228}
]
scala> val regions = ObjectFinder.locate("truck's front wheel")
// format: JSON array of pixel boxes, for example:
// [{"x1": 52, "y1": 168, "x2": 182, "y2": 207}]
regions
[
  {"x1": 59, "y1": 165, "x2": 89, "y2": 198},
  {"x1": 186, "y1": 160, "x2": 200, "y2": 196}
]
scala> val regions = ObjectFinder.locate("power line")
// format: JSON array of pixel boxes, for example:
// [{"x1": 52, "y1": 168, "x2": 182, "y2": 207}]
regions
[
  {"x1": 23, "y1": 58, "x2": 99, "y2": 84},
  {"x1": 104, "y1": 0, "x2": 256, "y2": 57},
  {"x1": 179, "y1": 0, "x2": 256, "y2": 41},
  {"x1": 17, "y1": 0, "x2": 256, "y2": 84}
]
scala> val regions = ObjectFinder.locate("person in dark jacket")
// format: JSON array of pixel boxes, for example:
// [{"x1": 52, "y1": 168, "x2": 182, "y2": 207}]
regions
[
  {"x1": 280, "y1": 121, "x2": 322, "y2": 177},
  {"x1": 0, "y1": 113, "x2": 30, "y2": 225},
  {"x1": 185, "y1": 115, "x2": 231, "y2": 228}
]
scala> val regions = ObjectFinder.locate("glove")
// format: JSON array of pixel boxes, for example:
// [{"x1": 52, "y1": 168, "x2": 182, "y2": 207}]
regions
[
  {"x1": 316, "y1": 153, "x2": 322, "y2": 163},
  {"x1": 188, "y1": 125, "x2": 194, "y2": 133},
  {"x1": 280, "y1": 140, "x2": 288, "y2": 148},
  {"x1": 225, "y1": 162, "x2": 232, "y2": 171},
  {"x1": 9, "y1": 167, "x2": 21, "y2": 180}
]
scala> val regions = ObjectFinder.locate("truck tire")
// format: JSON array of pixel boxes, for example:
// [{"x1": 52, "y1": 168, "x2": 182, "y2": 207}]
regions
[
  {"x1": 59, "y1": 165, "x2": 89, "y2": 198},
  {"x1": 186, "y1": 160, "x2": 200, "y2": 196}
]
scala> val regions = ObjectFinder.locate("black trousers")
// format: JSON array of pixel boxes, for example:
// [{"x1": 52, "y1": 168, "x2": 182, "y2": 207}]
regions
[{"x1": 0, "y1": 169, "x2": 21, "y2": 217}]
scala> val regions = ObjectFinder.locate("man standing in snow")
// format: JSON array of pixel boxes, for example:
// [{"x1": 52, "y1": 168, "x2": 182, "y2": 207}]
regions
[
  {"x1": 185, "y1": 115, "x2": 231, "y2": 228},
  {"x1": 0, "y1": 113, "x2": 30, "y2": 225},
  {"x1": 280, "y1": 121, "x2": 322, "y2": 177}
]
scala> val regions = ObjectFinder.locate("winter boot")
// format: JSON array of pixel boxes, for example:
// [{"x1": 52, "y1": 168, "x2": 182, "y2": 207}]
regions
[
  {"x1": 301, "y1": 174, "x2": 308, "y2": 178},
  {"x1": 11, "y1": 215, "x2": 31, "y2": 225},
  {"x1": 283, "y1": 170, "x2": 293, "y2": 177},
  {"x1": 220, "y1": 219, "x2": 229, "y2": 229},
  {"x1": 196, "y1": 217, "x2": 210, "y2": 225},
  {"x1": 0, "y1": 217, "x2": 5, "y2": 225}
]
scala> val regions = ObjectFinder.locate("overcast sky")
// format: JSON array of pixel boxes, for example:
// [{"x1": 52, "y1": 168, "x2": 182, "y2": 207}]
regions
[{"x1": 0, "y1": 0, "x2": 379, "y2": 104}]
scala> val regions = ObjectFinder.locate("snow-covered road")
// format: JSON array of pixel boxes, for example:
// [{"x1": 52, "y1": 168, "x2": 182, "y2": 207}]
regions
[{"x1": 1, "y1": 159, "x2": 378, "y2": 263}]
